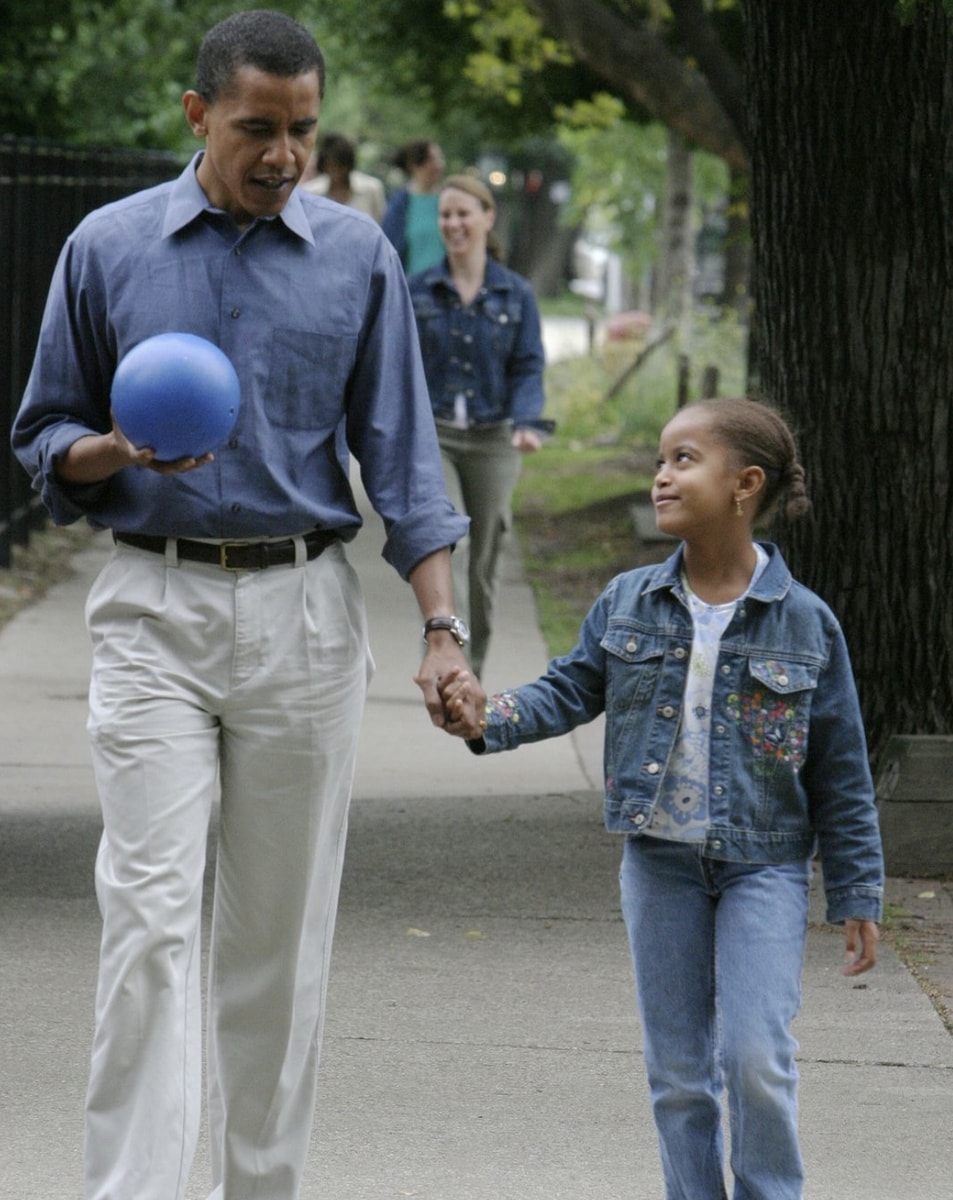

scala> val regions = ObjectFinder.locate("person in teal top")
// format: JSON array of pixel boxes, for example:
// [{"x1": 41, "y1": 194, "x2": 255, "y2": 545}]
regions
[{"x1": 381, "y1": 139, "x2": 445, "y2": 273}]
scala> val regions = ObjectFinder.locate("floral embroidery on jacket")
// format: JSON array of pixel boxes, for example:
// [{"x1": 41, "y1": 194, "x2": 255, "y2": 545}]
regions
[
  {"x1": 489, "y1": 689, "x2": 521, "y2": 724},
  {"x1": 725, "y1": 684, "x2": 807, "y2": 772}
]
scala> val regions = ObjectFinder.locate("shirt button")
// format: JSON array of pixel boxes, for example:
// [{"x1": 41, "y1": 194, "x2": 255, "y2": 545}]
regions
[
  {"x1": 230, "y1": 308, "x2": 241, "y2": 319},
  {"x1": 646, "y1": 762, "x2": 660, "y2": 775}
]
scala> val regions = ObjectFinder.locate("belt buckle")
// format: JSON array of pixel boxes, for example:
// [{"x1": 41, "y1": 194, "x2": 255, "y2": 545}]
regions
[{"x1": 219, "y1": 541, "x2": 249, "y2": 571}]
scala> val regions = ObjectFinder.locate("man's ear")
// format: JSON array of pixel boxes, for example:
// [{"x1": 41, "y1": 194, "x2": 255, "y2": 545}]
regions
[{"x1": 183, "y1": 90, "x2": 208, "y2": 138}]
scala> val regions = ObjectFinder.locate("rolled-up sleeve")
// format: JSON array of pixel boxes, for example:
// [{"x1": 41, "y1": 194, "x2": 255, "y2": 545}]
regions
[{"x1": 346, "y1": 237, "x2": 468, "y2": 578}]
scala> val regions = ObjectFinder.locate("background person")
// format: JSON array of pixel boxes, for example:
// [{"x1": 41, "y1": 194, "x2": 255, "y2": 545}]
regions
[
  {"x1": 302, "y1": 131, "x2": 385, "y2": 221},
  {"x1": 11, "y1": 11, "x2": 474, "y2": 1200},
  {"x1": 441, "y1": 397, "x2": 884, "y2": 1200},
  {"x1": 409, "y1": 174, "x2": 549, "y2": 679},
  {"x1": 381, "y1": 137, "x2": 445, "y2": 273}
]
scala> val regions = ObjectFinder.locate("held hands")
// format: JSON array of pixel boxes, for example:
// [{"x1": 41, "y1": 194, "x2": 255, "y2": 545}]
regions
[
  {"x1": 843, "y1": 919, "x2": 879, "y2": 977},
  {"x1": 414, "y1": 643, "x2": 486, "y2": 730},
  {"x1": 437, "y1": 665, "x2": 488, "y2": 739}
]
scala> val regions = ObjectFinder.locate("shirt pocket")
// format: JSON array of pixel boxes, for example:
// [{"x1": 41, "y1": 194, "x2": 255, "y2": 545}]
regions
[
  {"x1": 265, "y1": 327, "x2": 359, "y2": 430},
  {"x1": 482, "y1": 299, "x2": 521, "y2": 357},
  {"x1": 728, "y1": 657, "x2": 819, "y2": 773},
  {"x1": 602, "y1": 625, "x2": 668, "y2": 709}
]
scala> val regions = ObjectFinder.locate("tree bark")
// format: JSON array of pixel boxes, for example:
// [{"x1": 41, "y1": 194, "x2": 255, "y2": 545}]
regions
[{"x1": 745, "y1": 0, "x2": 953, "y2": 762}]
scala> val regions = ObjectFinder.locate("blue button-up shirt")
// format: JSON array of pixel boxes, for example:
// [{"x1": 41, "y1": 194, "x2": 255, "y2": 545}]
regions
[{"x1": 11, "y1": 155, "x2": 467, "y2": 580}]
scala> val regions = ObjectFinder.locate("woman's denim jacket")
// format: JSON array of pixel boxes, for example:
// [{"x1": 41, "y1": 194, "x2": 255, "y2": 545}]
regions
[
  {"x1": 477, "y1": 543, "x2": 884, "y2": 924},
  {"x1": 408, "y1": 257, "x2": 546, "y2": 430}
]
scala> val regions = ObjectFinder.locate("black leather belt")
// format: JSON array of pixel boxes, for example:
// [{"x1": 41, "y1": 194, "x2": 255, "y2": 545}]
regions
[{"x1": 114, "y1": 529, "x2": 337, "y2": 571}]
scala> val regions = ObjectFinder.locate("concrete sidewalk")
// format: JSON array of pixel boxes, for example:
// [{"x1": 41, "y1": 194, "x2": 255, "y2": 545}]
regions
[{"x1": 2, "y1": 490, "x2": 952, "y2": 1199}]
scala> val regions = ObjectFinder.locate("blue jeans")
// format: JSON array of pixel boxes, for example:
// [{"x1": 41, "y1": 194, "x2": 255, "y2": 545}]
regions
[{"x1": 619, "y1": 836, "x2": 810, "y2": 1200}]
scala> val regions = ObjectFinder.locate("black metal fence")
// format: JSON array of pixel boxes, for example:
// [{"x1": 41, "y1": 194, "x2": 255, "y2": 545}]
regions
[{"x1": 1, "y1": 136, "x2": 180, "y2": 567}]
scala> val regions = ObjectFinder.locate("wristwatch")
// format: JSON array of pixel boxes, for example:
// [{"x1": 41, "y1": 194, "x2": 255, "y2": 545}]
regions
[{"x1": 423, "y1": 615, "x2": 471, "y2": 647}]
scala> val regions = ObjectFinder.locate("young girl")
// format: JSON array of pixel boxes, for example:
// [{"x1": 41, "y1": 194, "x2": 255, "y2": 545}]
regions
[{"x1": 441, "y1": 398, "x2": 884, "y2": 1200}]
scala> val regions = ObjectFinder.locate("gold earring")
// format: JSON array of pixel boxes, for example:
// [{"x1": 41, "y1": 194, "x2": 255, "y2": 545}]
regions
[{"x1": 735, "y1": 498, "x2": 744, "y2": 517}]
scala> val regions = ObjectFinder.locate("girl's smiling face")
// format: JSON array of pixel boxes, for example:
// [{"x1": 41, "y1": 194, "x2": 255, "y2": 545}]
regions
[{"x1": 652, "y1": 407, "x2": 750, "y2": 539}]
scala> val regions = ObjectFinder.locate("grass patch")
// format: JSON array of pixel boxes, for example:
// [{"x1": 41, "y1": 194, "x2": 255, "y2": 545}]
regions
[{"x1": 514, "y1": 305, "x2": 748, "y2": 656}]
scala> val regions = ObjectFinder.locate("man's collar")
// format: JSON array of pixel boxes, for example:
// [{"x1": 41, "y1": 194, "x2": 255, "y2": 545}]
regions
[{"x1": 161, "y1": 152, "x2": 315, "y2": 246}]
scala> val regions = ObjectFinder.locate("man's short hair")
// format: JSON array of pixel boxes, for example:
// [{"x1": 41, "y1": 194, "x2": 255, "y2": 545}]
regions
[{"x1": 195, "y1": 10, "x2": 325, "y2": 103}]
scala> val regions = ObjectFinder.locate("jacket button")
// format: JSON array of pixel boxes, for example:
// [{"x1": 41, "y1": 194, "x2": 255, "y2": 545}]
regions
[
  {"x1": 630, "y1": 814, "x2": 646, "y2": 825},
  {"x1": 646, "y1": 762, "x2": 660, "y2": 775},
  {"x1": 660, "y1": 705, "x2": 675, "y2": 718},
  {"x1": 711, "y1": 839, "x2": 723, "y2": 849},
  {"x1": 626, "y1": 639, "x2": 637, "y2": 653},
  {"x1": 777, "y1": 674, "x2": 789, "y2": 686},
  {"x1": 674, "y1": 647, "x2": 687, "y2": 660}
]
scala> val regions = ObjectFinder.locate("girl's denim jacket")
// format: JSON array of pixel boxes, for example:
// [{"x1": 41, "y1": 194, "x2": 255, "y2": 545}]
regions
[
  {"x1": 477, "y1": 543, "x2": 884, "y2": 924},
  {"x1": 408, "y1": 257, "x2": 546, "y2": 430}
]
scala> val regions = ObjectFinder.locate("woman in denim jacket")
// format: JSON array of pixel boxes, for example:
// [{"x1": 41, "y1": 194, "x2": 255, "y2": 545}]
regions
[
  {"x1": 408, "y1": 175, "x2": 548, "y2": 678},
  {"x1": 441, "y1": 398, "x2": 884, "y2": 1200}
]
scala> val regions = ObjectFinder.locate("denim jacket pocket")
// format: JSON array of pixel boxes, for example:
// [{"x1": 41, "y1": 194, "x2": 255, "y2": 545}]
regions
[
  {"x1": 602, "y1": 625, "x2": 669, "y2": 708},
  {"x1": 482, "y1": 298, "x2": 521, "y2": 358},
  {"x1": 727, "y1": 657, "x2": 818, "y2": 777},
  {"x1": 266, "y1": 327, "x2": 358, "y2": 430}
]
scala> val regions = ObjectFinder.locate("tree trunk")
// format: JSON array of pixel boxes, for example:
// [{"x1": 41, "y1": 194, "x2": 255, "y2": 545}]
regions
[
  {"x1": 721, "y1": 164, "x2": 751, "y2": 319},
  {"x1": 745, "y1": 0, "x2": 953, "y2": 763},
  {"x1": 651, "y1": 130, "x2": 694, "y2": 321}
]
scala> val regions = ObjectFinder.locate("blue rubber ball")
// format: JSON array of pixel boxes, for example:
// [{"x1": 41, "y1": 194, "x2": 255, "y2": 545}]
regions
[{"x1": 111, "y1": 332, "x2": 240, "y2": 461}]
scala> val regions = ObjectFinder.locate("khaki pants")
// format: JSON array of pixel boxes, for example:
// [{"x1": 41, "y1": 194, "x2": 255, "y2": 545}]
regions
[{"x1": 83, "y1": 540, "x2": 371, "y2": 1200}]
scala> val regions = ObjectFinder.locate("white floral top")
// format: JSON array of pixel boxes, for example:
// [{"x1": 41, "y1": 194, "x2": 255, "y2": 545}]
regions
[{"x1": 647, "y1": 545, "x2": 769, "y2": 842}]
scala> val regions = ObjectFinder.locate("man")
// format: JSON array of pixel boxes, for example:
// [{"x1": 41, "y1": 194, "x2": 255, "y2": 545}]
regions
[{"x1": 11, "y1": 11, "x2": 480, "y2": 1199}]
